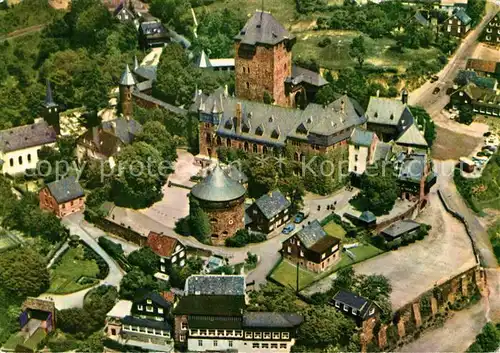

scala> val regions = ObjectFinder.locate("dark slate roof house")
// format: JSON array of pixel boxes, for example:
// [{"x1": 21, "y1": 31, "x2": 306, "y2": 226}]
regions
[
  {"x1": 139, "y1": 21, "x2": 170, "y2": 49},
  {"x1": 330, "y1": 289, "x2": 379, "y2": 322},
  {"x1": 350, "y1": 128, "x2": 376, "y2": 147},
  {"x1": 296, "y1": 220, "x2": 341, "y2": 254},
  {"x1": 254, "y1": 190, "x2": 291, "y2": 220},
  {"x1": 453, "y1": 9, "x2": 472, "y2": 25},
  {"x1": 113, "y1": 1, "x2": 135, "y2": 22},
  {"x1": 286, "y1": 65, "x2": 328, "y2": 88},
  {"x1": 234, "y1": 11, "x2": 295, "y2": 46},
  {"x1": 243, "y1": 312, "x2": 304, "y2": 328},
  {"x1": 46, "y1": 176, "x2": 85, "y2": 204},
  {"x1": 366, "y1": 97, "x2": 414, "y2": 128},
  {"x1": 380, "y1": 219, "x2": 421, "y2": 240}
]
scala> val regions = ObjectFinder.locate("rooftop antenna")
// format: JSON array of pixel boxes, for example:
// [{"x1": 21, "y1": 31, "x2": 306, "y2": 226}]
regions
[{"x1": 261, "y1": 0, "x2": 264, "y2": 21}]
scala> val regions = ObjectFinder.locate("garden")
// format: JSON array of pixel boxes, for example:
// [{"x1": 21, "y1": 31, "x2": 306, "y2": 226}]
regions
[{"x1": 47, "y1": 245, "x2": 105, "y2": 294}]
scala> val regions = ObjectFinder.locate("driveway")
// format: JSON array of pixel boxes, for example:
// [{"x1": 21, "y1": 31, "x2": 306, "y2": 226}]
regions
[{"x1": 38, "y1": 213, "x2": 125, "y2": 310}]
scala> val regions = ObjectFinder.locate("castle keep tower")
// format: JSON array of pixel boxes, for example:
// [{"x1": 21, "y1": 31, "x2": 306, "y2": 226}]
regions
[
  {"x1": 234, "y1": 11, "x2": 295, "y2": 107},
  {"x1": 190, "y1": 165, "x2": 246, "y2": 246},
  {"x1": 119, "y1": 64, "x2": 136, "y2": 117}
]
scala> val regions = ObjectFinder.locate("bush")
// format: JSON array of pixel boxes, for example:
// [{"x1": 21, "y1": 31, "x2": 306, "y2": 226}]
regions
[
  {"x1": 127, "y1": 247, "x2": 160, "y2": 275},
  {"x1": 318, "y1": 37, "x2": 332, "y2": 47},
  {"x1": 82, "y1": 243, "x2": 109, "y2": 279},
  {"x1": 225, "y1": 229, "x2": 267, "y2": 247},
  {"x1": 98, "y1": 237, "x2": 123, "y2": 258}
]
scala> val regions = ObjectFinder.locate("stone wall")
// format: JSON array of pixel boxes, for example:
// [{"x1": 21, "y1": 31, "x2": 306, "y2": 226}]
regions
[
  {"x1": 203, "y1": 200, "x2": 245, "y2": 246},
  {"x1": 361, "y1": 265, "x2": 485, "y2": 352}
]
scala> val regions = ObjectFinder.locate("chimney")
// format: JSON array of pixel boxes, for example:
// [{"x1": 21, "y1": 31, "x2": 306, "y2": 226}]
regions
[
  {"x1": 401, "y1": 89, "x2": 408, "y2": 105},
  {"x1": 111, "y1": 121, "x2": 117, "y2": 132},
  {"x1": 235, "y1": 102, "x2": 242, "y2": 134}
]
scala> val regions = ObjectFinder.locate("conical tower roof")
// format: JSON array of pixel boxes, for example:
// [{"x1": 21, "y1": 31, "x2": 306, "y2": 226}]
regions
[
  {"x1": 196, "y1": 50, "x2": 212, "y2": 69},
  {"x1": 44, "y1": 79, "x2": 57, "y2": 107},
  {"x1": 191, "y1": 165, "x2": 246, "y2": 202},
  {"x1": 120, "y1": 64, "x2": 136, "y2": 86}
]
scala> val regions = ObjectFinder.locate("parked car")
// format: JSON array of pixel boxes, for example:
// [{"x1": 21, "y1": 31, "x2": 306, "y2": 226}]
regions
[
  {"x1": 433, "y1": 87, "x2": 440, "y2": 95},
  {"x1": 282, "y1": 223, "x2": 295, "y2": 234},
  {"x1": 294, "y1": 209, "x2": 310, "y2": 223},
  {"x1": 430, "y1": 75, "x2": 439, "y2": 83}
]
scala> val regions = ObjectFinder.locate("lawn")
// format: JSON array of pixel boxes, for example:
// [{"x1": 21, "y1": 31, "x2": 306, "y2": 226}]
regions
[
  {"x1": 270, "y1": 259, "x2": 317, "y2": 290},
  {"x1": 22, "y1": 328, "x2": 46, "y2": 351},
  {"x1": 293, "y1": 30, "x2": 442, "y2": 72},
  {"x1": 489, "y1": 220, "x2": 500, "y2": 263},
  {"x1": 47, "y1": 246, "x2": 100, "y2": 294},
  {"x1": 323, "y1": 221, "x2": 346, "y2": 239}
]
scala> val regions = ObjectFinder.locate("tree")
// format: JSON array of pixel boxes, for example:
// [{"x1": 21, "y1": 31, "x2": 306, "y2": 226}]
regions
[
  {"x1": 168, "y1": 256, "x2": 204, "y2": 288},
  {"x1": 248, "y1": 283, "x2": 303, "y2": 312},
  {"x1": 349, "y1": 35, "x2": 366, "y2": 68},
  {"x1": 188, "y1": 196, "x2": 211, "y2": 243},
  {"x1": 0, "y1": 248, "x2": 50, "y2": 297},
  {"x1": 83, "y1": 285, "x2": 118, "y2": 332},
  {"x1": 136, "y1": 121, "x2": 178, "y2": 162},
  {"x1": 353, "y1": 163, "x2": 398, "y2": 215},
  {"x1": 467, "y1": 0, "x2": 486, "y2": 24},
  {"x1": 245, "y1": 158, "x2": 278, "y2": 198},
  {"x1": 263, "y1": 91, "x2": 274, "y2": 104},
  {"x1": 297, "y1": 305, "x2": 357, "y2": 348},
  {"x1": 315, "y1": 84, "x2": 337, "y2": 105},
  {"x1": 119, "y1": 268, "x2": 159, "y2": 300},
  {"x1": 150, "y1": 0, "x2": 191, "y2": 34},
  {"x1": 331, "y1": 267, "x2": 356, "y2": 293},
  {"x1": 111, "y1": 142, "x2": 165, "y2": 209},
  {"x1": 409, "y1": 106, "x2": 436, "y2": 146},
  {"x1": 475, "y1": 323, "x2": 500, "y2": 352},
  {"x1": 127, "y1": 247, "x2": 160, "y2": 275},
  {"x1": 458, "y1": 105, "x2": 474, "y2": 125},
  {"x1": 78, "y1": 331, "x2": 104, "y2": 353},
  {"x1": 58, "y1": 308, "x2": 94, "y2": 337},
  {"x1": 358, "y1": 274, "x2": 392, "y2": 302}
]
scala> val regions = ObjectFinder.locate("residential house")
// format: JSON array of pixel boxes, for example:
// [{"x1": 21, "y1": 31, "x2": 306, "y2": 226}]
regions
[
  {"x1": 39, "y1": 176, "x2": 85, "y2": 218},
  {"x1": 329, "y1": 289, "x2": 379, "y2": 325},
  {"x1": 76, "y1": 117, "x2": 142, "y2": 168},
  {"x1": 365, "y1": 93, "x2": 414, "y2": 142},
  {"x1": 282, "y1": 220, "x2": 342, "y2": 273},
  {"x1": 449, "y1": 83, "x2": 500, "y2": 117},
  {"x1": 348, "y1": 128, "x2": 379, "y2": 175},
  {"x1": 0, "y1": 119, "x2": 57, "y2": 175},
  {"x1": 114, "y1": 1, "x2": 136, "y2": 22},
  {"x1": 344, "y1": 210, "x2": 377, "y2": 228},
  {"x1": 246, "y1": 190, "x2": 291, "y2": 234},
  {"x1": 147, "y1": 231, "x2": 187, "y2": 274},
  {"x1": 466, "y1": 59, "x2": 500, "y2": 79},
  {"x1": 395, "y1": 151, "x2": 435, "y2": 207},
  {"x1": 443, "y1": 9, "x2": 472, "y2": 37},
  {"x1": 482, "y1": 11, "x2": 500, "y2": 44},
  {"x1": 380, "y1": 219, "x2": 422, "y2": 241},
  {"x1": 395, "y1": 123, "x2": 429, "y2": 150},
  {"x1": 139, "y1": 21, "x2": 170, "y2": 49},
  {"x1": 173, "y1": 274, "x2": 303, "y2": 352},
  {"x1": 106, "y1": 292, "x2": 173, "y2": 351}
]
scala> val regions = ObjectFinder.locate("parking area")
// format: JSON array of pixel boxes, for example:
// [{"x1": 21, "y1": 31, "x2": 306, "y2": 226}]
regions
[{"x1": 302, "y1": 190, "x2": 477, "y2": 310}]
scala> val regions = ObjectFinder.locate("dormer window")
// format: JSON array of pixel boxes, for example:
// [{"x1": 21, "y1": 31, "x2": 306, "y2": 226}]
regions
[
  {"x1": 271, "y1": 127, "x2": 280, "y2": 139},
  {"x1": 296, "y1": 123, "x2": 307, "y2": 135},
  {"x1": 242, "y1": 122, "x2": 251, "y2": 133},
  {"x1": 390, "y1": 114, "x2": 394, "y2": 120},
  {"x1": 256, "y1": 125, "x2": 264, "y2": 136},
  {"x1": 374, "y1": 112, "x2": 378, "y2": 118},
  {"x1": 225, "y1": 120, "x2": 233, "y2": 129}
]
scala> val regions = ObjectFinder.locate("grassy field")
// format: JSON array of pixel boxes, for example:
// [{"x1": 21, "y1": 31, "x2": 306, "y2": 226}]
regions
[
  {"x1": 293, "y1": 30, "x2": 442, "y2": 71},
  {"x1": 474, "y1": 153, "x2": 500, "y2": 211},
  {"x1": 489, "y1": 220, "x2": 500, "y2": 263},
  {"x1": 270, "y1": 259, "x2": 317, "y2": 290},
  {"x1": 323, "y1": 221, "x2": 346, "y2": 239},
  {"x1": 47, "y1": 246, "x2": 99, "y2": 294}
]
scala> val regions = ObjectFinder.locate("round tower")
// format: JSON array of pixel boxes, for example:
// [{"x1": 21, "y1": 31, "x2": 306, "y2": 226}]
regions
[{"x1": 190, "y1": 165, "x2": 246, "y2": 245}]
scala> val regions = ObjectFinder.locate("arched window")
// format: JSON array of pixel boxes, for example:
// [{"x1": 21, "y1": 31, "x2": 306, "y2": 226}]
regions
[
  {"x1": 253, "y1": 144, "x2": 258, "y2": 153},
  {"x1": 18, "y1": 156, "x2": 23, "y2": 165},
  {"x1": 216, "y1": 136, "x2": 222, "y2": 146},
  {"x1": 205, "y1": 133, "x2": 212, "y2": 144},
  {"x1": 246, "y1": 82, "x2": 250, "y2": 89},
  {"x1": 226, "y1": 138, "x2": 231, "y2": 147},
  {"x1": 244, "y1": 142, "x2": 249, "y2": 152}
]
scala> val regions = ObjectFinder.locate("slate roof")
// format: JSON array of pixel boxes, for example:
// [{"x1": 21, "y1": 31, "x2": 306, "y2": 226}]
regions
[
  {"x1": 147, "y1": 231, "x2": 183, "y2": 258},
  {"x1": 192, "y1": 88, "x2": 365, "y2": 148},
  {"x1": 350, "y1": 128, "x2": 375, "y2": 147},
  {"x1": 102, "y1": 118, "x2": 142, "y2": 145},
  {"x1": 106, "y1": 300, "x2": 132, "y2": 319},
  {"x1": 398, "y1": 152, "x2": 427, "y2": 183},
  {"x1": 0, "y1": 120, "x2": 56, "y2": 153},
  {"x1": 114, "y1": 1, "x2": 135, "y2": 19},
  {"x1": 254, "y1": 190, "x2": 291, "y2": 220},
  {"x1": 132, "y1": 91, "x2": 188, "y2": 116},
  {"x1": 396, "y1": 124, "x2": 428, "y2": 148},
  {"x1": 459, "y1": 83, "x2": 500, "y2": 105},
  {"x1": 173, "y1": 295, "x2": 246, "y2": 316},
  {"x1": 286, "y1": 65, "x2": 328, "y2": 87},
  {"x1": 466, "y1": 59, "x2": 499, "y2": 74},
  {"x1": 454, "y1": 9, "x2": 472, "y2": 25},
  {"x1": 122, "y1": 316, "x2": 171, "y2": 331},
  {"x1": 191, "y1": 165, "x2": 246, "y2": 202},
  {"x1": 184, "y1": 275, "x2": 246, "y2": 296},
  {"x1": 359, "y1": 211, "x2": 376, "y2": 223},
  {"x1": 46, "y1": 176, "x2": 85, "y2": 204},
  {"x1": 134, "y1": 65, "x2": 157, "y2": 81},
  {"x1": 243, "y1": 312, "x2": 304, "y2": 328},
  {"x1": 120, "y1": 65, "x2": 136, "y2": 86},
  {"x1": 134, "y1": 291, "x2": 172, "y2": 309},
  {"x1": 373, "y1": 142, "x2": 392, "y2": 162},
  {"x1": 234, "y1": 11, "x2": 294, "y2": 46},
  {"x1": 332, "y1": 289, "x2": 369, "y2": 310},
  {"x1": 140, "y1": 21, "x2": 167, "y2": 36},
  {"x1": 366, "y1": 97, "x2": 414, "y2": 127},
  {"x1": 295, "y1": 220, "x2": 341, "y2": 253},
  {"x1": 381, "y1": 219, "x2": 421, "y2": 239}
]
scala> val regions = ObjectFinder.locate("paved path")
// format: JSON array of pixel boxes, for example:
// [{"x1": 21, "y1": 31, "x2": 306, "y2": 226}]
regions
[
  {"x1": 38, "y1": 214, "x2": 125, "y2": 310},
  {"x1": 46, "y1": 242, "x2": 69, "y2": 269}
]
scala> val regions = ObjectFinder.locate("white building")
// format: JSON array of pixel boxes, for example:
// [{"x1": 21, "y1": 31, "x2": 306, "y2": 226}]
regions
[
  {"x1": 0, "y1": 119, "x2": 57, "y2": 176},
  {"x1": 348, "y1": 128, "x2": 378, "y2": 175}
]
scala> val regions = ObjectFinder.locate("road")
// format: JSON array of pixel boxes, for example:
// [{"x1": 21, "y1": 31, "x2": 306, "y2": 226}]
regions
[
  {"x1": 38, "y1": 214, "x2": 125, "y2": 310},
  {"x1": 108, "y1": 187, "x2": 358, "y2": 288}
]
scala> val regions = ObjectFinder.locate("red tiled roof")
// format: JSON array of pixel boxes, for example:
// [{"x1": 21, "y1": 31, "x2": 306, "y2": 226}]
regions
[
  {"x1": 466, "y1": 59, "x2": 498, "y2": 74},
  {"x1": 147, "y1": 231, "x2": 180, "y2": 257},
  {"x1": 162, "y1": 291, "x2": 175, "y2": 303}
]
